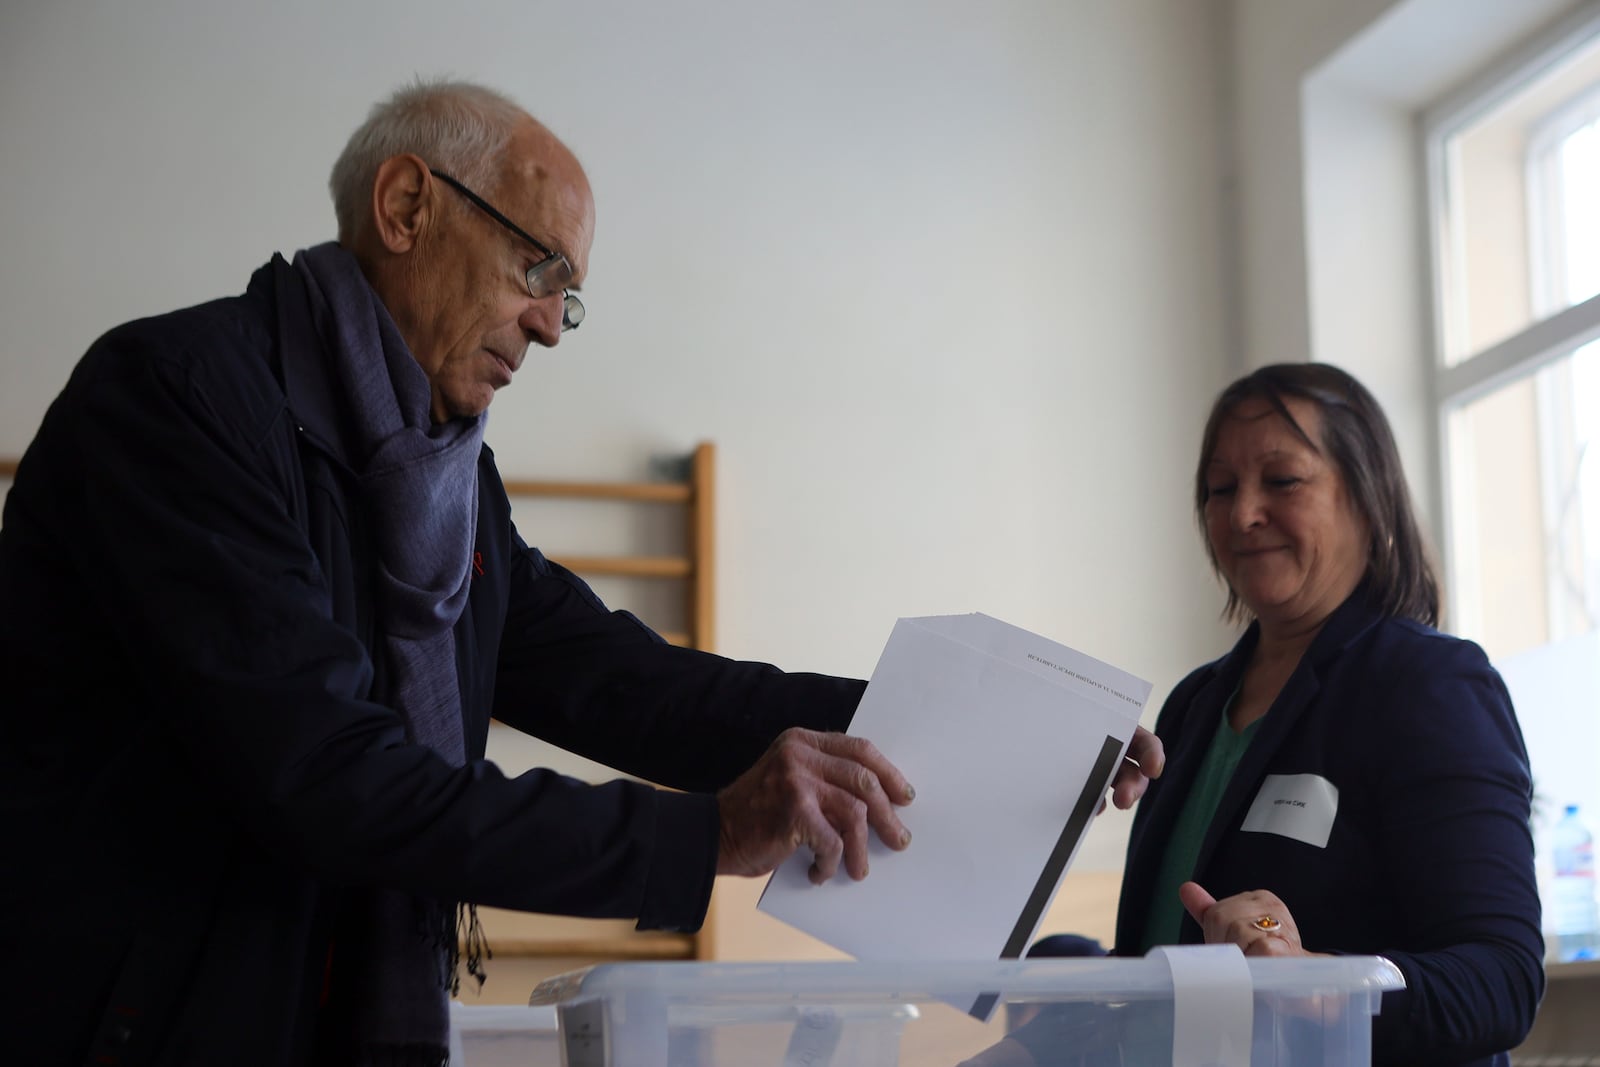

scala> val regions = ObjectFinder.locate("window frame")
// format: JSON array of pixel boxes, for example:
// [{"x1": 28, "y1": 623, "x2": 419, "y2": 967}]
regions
[{"x1": 1423, "y1": 4, "x2": 1600, "y2": 640}]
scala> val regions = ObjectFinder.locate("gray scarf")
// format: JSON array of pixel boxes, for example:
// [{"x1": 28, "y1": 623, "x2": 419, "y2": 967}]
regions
[{"x1": 294, "y1": 242, "x2": 486, "y2": 1065}]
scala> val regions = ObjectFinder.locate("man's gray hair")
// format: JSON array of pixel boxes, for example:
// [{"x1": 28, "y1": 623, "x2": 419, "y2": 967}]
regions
[{"x1": 329, "y1": 78, "x2": 527, "y2": 240}]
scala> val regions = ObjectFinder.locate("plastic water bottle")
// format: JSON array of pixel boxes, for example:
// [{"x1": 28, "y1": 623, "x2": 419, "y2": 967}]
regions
[{"x1": 1550, "y1": 804, "x2": 1600, "y2": 963}]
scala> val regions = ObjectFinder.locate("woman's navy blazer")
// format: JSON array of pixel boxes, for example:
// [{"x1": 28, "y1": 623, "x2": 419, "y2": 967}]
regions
[{"x1": 1116, "y1": 589, "x2": 1545, "y2": 1067}]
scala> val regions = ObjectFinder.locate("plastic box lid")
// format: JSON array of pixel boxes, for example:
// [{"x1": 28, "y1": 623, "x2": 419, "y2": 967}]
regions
[{"x1": 467, "y1": 949, "x2": 1405, "y2": 1067}]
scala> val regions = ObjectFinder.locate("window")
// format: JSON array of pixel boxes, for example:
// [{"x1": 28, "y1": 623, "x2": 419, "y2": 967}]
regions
[{"x1": 1426, "y1": 10, "x2": 1600, "y2": 941}]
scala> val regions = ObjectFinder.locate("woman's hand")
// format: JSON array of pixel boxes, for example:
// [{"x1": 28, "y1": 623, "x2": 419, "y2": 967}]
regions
[
  {"x1": 1179, "y1": 881, "x2": 1326, "y2": 957},
  {"x1": 1097, "y1": 726, "x2": 1166, "y2": 813}
]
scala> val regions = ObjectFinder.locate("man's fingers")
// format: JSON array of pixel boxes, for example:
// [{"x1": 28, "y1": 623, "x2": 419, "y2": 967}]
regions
[
  {"x1": 718, "y1": 729, "x2": 915, "y2": 884},
  {"x1": 806, "y1": 828, "x2": 843, "y2": 885},
  {"x1": 837, "y1": 792, "x2": 872, "y2": 880},
  {"x1": 806, "y1": 732, "x2": 916, "y2": 806},
  {"x1": 800, "y1": 790, "x2": 859, "y2": 884},
  {"x1": 811, "y1": 749, "x2": 912, "y2": 851}
]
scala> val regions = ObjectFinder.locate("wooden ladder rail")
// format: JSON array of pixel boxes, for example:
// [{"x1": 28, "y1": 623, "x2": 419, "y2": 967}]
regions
[
  {"x1": 500, "y1": 441, "x2": 716, "y2": 652},
  {"x1": 485, "y1": 441, "x2": 718, "y2": 966}
]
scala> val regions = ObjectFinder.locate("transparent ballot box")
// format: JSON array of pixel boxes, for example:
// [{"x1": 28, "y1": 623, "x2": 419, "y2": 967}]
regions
[
  {"x1": 506, "y1": 948, "x2": 1404, "y2": 1067},
  {"x1": 449, "y1": 1003, "x2": 562, "y2": 1067}
]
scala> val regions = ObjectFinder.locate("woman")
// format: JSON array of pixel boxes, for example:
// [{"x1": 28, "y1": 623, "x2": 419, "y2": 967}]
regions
[{"x1": 997, "y1": 364, "x2": 1543, "y2": 1067}]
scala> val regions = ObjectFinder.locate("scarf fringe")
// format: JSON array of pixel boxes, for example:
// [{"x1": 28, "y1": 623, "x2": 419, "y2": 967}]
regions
[{"x1": 447, "y1": 902, "x2": 493, "y2": 996}]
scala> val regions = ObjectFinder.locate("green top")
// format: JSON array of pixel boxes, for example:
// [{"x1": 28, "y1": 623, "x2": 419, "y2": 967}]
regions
[{"x1": 1137, "y1": 695, "x2": 1260, "y2": 952}]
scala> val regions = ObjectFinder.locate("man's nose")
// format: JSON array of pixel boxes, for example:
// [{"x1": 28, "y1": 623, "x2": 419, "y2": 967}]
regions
[{"x1": 520, "y1": 292, "x2": 563, "y2": 348}]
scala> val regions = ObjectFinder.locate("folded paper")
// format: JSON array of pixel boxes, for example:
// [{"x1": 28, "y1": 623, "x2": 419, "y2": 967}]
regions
[{"x1": 757, "y1": 613, "x2": 1150, "y2": 1018}]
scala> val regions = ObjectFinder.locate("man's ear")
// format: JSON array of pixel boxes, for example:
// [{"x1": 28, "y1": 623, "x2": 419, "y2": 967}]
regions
[{"x1": 369, "y1": 154, "x2": 433, "y2": 254}]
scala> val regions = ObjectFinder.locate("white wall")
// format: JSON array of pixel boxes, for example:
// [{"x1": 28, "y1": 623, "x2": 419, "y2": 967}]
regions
[
  {"x1": 2, "y1": 0, "x2": 1243, "y2": 971},
  {"x1": 1225, "y1": 0, "x2": 1403, "y2": 376}
]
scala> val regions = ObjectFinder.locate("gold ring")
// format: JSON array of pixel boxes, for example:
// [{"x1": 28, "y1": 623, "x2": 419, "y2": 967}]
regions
[{"x1": 1251, "y1": 915, "x2": 1282, "y2": 932}]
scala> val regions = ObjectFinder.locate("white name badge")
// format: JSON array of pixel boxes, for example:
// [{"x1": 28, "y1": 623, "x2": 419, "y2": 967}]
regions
[{"x1": 1239, "y1": 773, "x2": 1339, "y2": 849}]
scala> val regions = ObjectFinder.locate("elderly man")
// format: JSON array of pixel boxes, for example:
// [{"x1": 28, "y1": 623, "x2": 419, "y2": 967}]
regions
[{"x1": 0, "y1": 80, "x2": 1161, "y2": 1066}]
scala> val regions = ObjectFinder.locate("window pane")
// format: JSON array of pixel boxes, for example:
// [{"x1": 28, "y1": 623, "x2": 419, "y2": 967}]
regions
[
  {"x1": 1437, "y1": 35, "x2": 1600, "y2": 366},
  {"x1": 1558, "y1": 122, "x2": 1600, "y2": 309},
  {"x1": 1447, "y1": 341, "x2": 1600, "y2": 659}
]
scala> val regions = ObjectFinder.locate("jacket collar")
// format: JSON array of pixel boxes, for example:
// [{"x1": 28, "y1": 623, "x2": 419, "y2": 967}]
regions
[
  {"x1": 1199, "y1": 581, "x2": 1388, "y2": 700},
  {"x1": 262, "y1": 251, "x2": 357, "y2": 473}
]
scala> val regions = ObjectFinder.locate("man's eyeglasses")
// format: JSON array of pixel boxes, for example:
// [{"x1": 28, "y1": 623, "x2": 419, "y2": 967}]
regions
[{"x1": 429, "y1": 168, "x2": 584, "y2": 332}]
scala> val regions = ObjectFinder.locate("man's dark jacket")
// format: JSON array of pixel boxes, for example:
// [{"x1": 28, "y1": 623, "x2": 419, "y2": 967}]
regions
[{"x1": 0, "y1": 255, "x2": 863, "y2": 1066}]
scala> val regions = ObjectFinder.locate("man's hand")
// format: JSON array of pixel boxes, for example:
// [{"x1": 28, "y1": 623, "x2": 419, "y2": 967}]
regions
[
  {"x1": 1100, "y1": 725, "x2": 1165, "y2": 813},
  {"x1": 716, "y1": 728, "x2": 914, "y2": 884}
]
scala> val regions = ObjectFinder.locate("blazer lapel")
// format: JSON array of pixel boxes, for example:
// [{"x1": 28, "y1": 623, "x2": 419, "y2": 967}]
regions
[{"x1": 1190, "y1": 591, "x2": 1386, "y2": 888}]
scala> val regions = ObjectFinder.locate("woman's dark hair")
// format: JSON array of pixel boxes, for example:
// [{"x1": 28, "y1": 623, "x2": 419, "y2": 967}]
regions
[{"x1": 1195, "y1": 362, "x2": 1440, "y2": 627}]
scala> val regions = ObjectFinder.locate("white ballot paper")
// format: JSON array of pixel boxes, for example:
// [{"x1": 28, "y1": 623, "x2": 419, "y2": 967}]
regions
[{"x1": 757, "y1": 613, "x2": 1151, "y2": 1020}]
